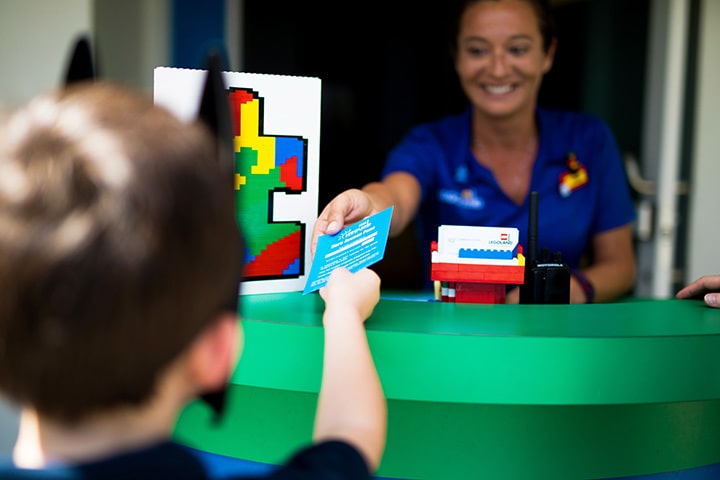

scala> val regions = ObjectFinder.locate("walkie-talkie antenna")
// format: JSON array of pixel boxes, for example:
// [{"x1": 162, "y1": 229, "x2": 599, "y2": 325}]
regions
[
  {"x1": 519, "y1": 191, "x2": 539, "y2": 304},
  {"x1": 526, "y1": 191, "x2": 539, "y2": 267},
  {"x1": 520, "y1": 191, "x2": 570, "y2": 304}
]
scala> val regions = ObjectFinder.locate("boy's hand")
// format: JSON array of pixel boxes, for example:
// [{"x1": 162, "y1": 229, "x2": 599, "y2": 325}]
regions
[{"x1": 319, "y1": 267, "x2": 381, "y2": 322}]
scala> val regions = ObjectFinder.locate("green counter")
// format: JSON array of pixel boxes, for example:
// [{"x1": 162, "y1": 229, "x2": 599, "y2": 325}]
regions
[{"x1": 173, "y1": 292, "x2": 720, "y2": 479}]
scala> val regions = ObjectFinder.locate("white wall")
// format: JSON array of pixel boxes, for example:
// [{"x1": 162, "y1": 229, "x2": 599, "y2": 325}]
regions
[
  {"x1": 94, "y1": 0, "x2": 170, "y2": 92},
  {"x1": 686, "y1": 0, "x2": 720, "y2": 282},
  {"x1": 0, "y1": 0, "x2": 92, "y2": 109},
  {"x1": 0, "y1": 398, "x2": 18, "y2": 456}
]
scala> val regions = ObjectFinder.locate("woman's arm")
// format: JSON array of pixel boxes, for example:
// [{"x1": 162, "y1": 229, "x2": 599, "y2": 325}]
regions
[
  {"x1": 575, "y1": 224, "x2": 636, "y2": 303},
  {"x1": 311, "y1": 172, "x2": 421, "y2": 255}
]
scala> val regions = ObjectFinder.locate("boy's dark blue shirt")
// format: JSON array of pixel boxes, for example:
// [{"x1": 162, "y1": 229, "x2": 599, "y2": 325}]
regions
[{"x1": 0, "y1": 440, "x2": 371, "y2": 480}]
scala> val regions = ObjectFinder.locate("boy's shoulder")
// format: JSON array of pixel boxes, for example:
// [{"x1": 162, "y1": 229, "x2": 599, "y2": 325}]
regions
[
  {"x1": 0, "y1": 439, "x2": 372, "y2": 480},
  {"x1": 0, "y1": 442, "x2": 205, "y2": 479}
]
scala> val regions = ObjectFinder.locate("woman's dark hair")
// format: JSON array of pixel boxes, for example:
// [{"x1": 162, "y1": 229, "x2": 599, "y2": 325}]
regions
[{"x1": 448, "y1": 0, "x2": 557, "y2": 57}]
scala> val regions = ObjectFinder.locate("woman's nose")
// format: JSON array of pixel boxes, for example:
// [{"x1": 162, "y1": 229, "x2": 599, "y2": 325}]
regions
[{"x1": 490, "y1": 51, "x2": 509, "y2": 77}]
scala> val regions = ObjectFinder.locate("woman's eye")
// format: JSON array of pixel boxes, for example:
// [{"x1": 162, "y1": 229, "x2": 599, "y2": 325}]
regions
[
  {"x1": 466, "y1": 46, "x2": 489, "y2": 57},
  {"x1": 509, "y1": 45, "x2": 530, "y2": 56}
]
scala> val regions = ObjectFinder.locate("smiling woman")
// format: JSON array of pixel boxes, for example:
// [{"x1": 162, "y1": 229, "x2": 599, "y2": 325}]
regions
[
  {"x1": 455, "y1": 0, "x2": 557, "y2": 206},
  {"x1": 310, "y1": 0, "x2": 637, "y2": 304}
]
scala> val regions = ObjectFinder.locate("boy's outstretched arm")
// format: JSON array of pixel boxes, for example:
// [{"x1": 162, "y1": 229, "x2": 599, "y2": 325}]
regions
[{"x1": 315, "y1": 267, "x2": 387, "y2": 471}]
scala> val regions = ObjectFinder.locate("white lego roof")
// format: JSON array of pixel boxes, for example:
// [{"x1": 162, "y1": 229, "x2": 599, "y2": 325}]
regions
[{"x1": 437, "y1": 225, "x2": 519, "y2": 256}]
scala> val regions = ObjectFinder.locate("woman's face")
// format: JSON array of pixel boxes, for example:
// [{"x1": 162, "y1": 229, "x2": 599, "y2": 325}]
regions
[{"x1": 455, "y1": 0, "x2": 556, "y2": 120}]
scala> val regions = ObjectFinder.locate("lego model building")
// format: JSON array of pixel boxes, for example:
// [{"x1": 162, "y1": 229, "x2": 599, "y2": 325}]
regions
[{"x1": 430, "y1": 225, "x2": 525, "y2": 304}]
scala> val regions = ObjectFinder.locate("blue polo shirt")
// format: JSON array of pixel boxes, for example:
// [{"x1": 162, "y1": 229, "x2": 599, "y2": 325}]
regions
[{"x1": 382, "y1": 107, "x2": 636, "y2": 285}]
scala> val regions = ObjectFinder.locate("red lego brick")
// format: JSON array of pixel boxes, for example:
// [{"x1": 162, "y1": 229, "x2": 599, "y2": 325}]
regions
[
  {"x1": 455, "y1": 282, "x2": 506, "y2": 304},
  {"x1": 431, "y1": 262, "x2": 523, "y2": 284}
]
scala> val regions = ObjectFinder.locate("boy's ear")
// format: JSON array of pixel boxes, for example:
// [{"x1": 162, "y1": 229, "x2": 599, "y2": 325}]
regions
[
  {"x1": 189, "y1": 313, "x2": 242, "y2": 394},
  {"x1": 63, "y1": 34, "x2": 97, "y2": 85},
  {"x1": 188, "y1": 311, "x2": 243, "y2": 404},
  {"x1": 193, "y1": 313, "x2": 240, "y2": 422}
]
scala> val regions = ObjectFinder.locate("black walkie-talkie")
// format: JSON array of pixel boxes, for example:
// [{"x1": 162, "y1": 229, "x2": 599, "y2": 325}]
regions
[{"x1": 519, "y1": 191, "x2": 570, "y2": 304}]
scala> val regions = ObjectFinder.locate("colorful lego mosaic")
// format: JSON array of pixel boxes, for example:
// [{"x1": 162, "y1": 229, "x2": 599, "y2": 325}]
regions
[
  {"x1": 228, "y1": 88, "x2": 307, "y2": 281},
  {"x1": 154, "y1": 66, "x2": 320, "y2": 294}
]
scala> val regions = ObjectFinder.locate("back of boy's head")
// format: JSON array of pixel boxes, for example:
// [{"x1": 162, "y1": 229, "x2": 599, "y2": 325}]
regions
[{"x1": 0, "y1": 81, "x2": 244, "y2": 423}]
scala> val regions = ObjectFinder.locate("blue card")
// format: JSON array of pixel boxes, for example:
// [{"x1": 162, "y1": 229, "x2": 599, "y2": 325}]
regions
[{"x1": 303, "y1": 207, "x2": 393, "y2": 294}]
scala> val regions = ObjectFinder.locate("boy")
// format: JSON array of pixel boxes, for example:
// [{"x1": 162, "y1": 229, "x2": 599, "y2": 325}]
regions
[{"x1": 0, "y1": 79, "x2": 386, "y2": 478}]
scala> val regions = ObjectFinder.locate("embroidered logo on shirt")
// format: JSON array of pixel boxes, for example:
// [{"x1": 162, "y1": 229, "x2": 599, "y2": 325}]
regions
[
  {"x1": 558, "y1": 152, "x2": 589, "y2": 197},
  {"x1": 438, "y1": 188, "x2": 485, "y2": 210},
  {"x1": 454, "y1": 165, "x2": 469, "y2": 183}
]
